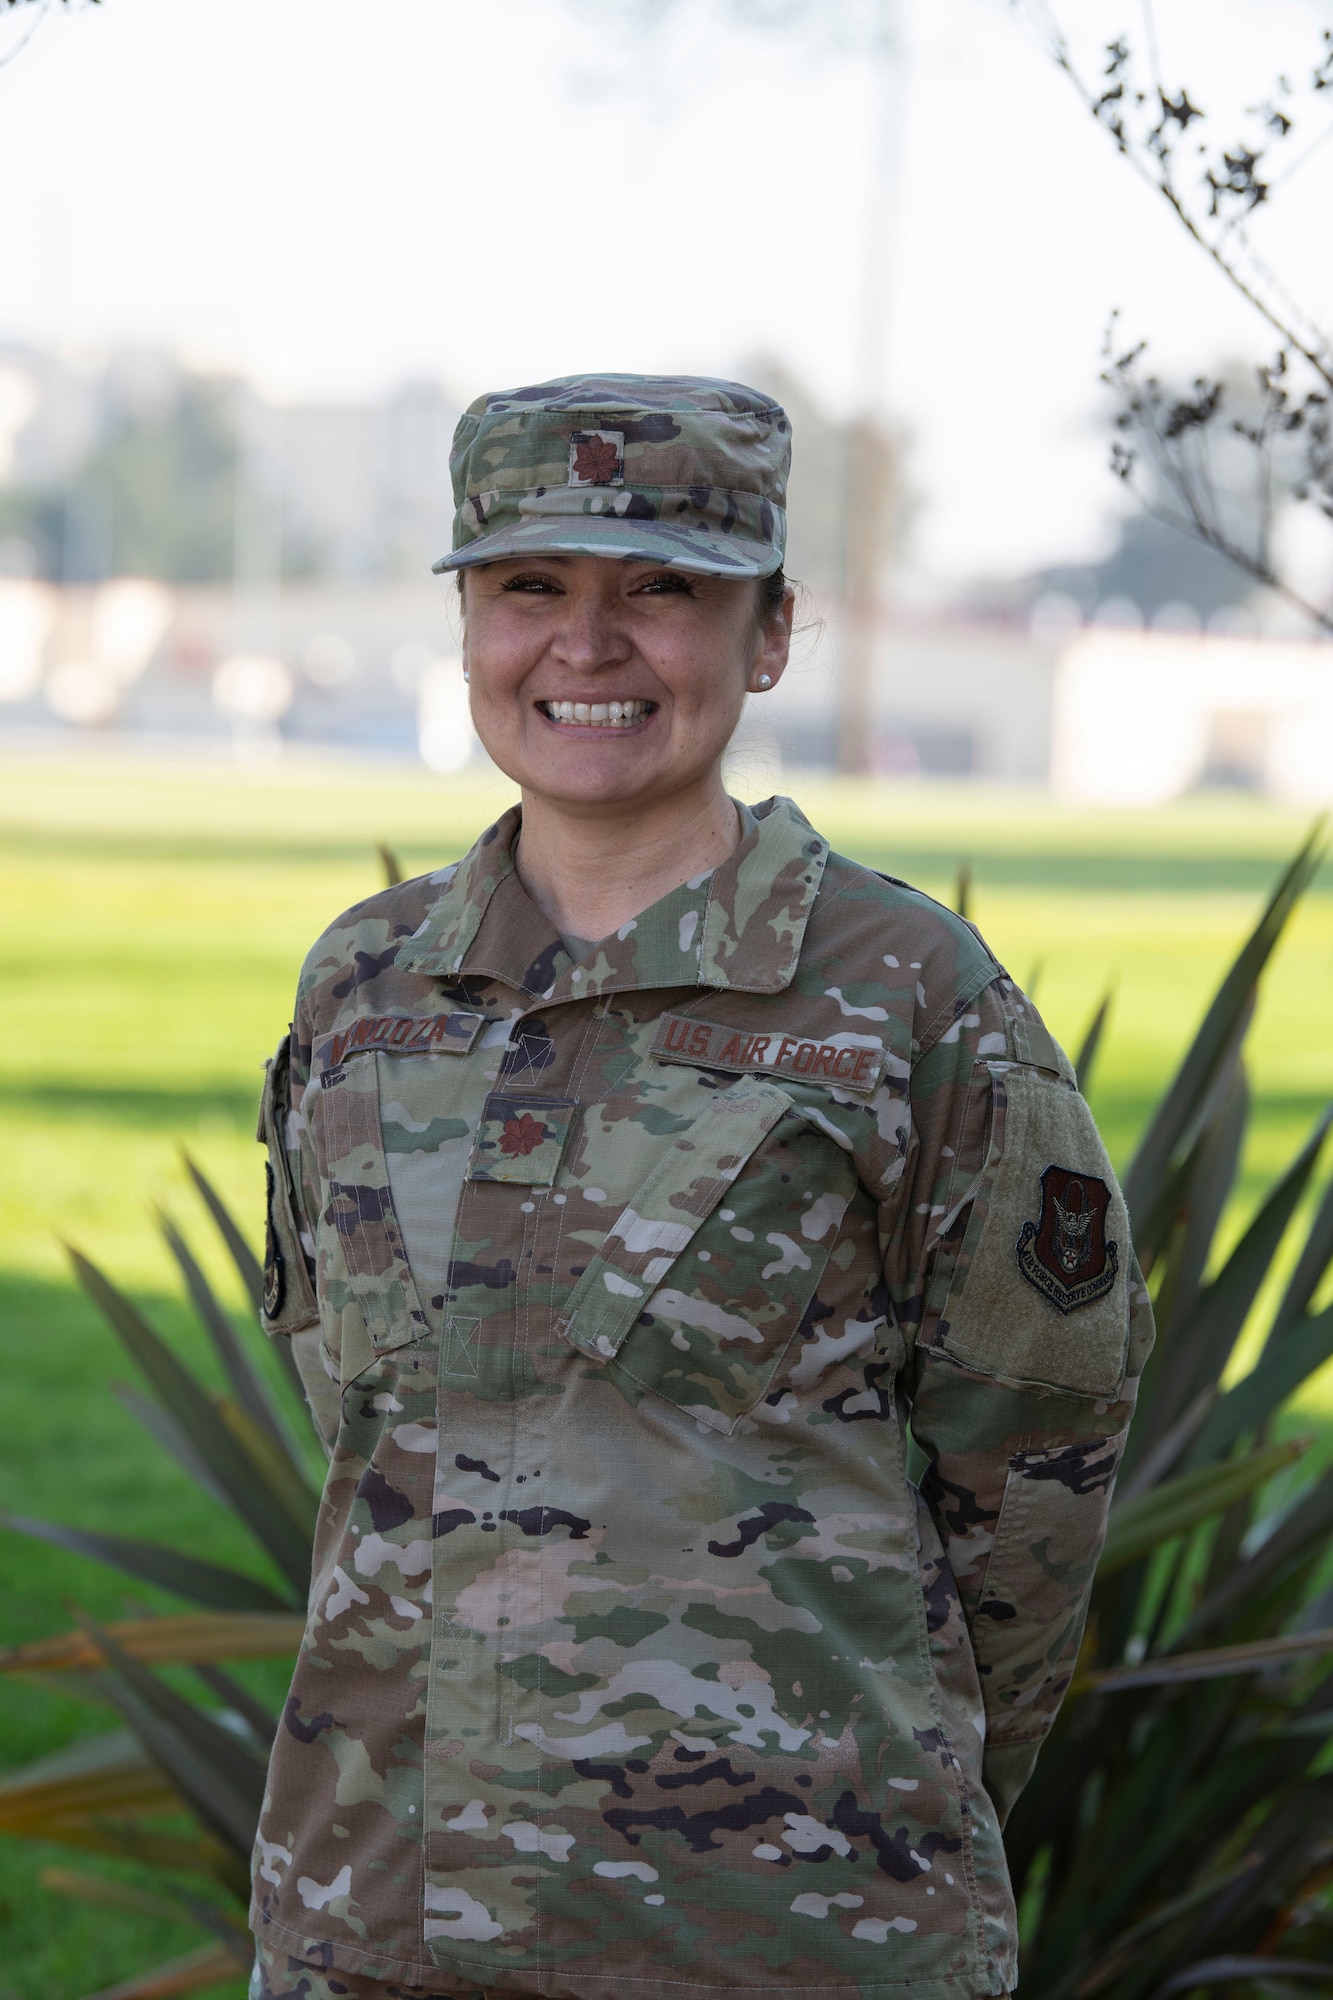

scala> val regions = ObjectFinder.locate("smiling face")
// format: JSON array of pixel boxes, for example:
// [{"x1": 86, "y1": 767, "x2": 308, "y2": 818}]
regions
[{"x1": 459, "y1": 554, "x2": 792, "y2": 817}]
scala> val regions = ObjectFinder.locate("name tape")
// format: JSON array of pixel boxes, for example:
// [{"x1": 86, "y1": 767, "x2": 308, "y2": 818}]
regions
[
  {"x1": 651, "y1": 1014, "x2": 885, "y2": 1096},
  {"x1": 317, "y1": 1011, "x2": 485, "y2": 1071}
]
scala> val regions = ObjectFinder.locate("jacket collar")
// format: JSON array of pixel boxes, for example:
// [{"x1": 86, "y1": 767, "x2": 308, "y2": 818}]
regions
[{"x1": 394, "y1": 796, "x2": 829, "y2": 999}]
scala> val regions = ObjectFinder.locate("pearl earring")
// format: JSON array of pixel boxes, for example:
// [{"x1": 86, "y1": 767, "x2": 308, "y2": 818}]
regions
[{"x1": 755, "y1": 673, "x2": 772, "y2": 690}]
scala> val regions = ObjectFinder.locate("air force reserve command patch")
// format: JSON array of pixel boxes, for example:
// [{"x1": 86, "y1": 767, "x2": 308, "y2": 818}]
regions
[{"x1": 1017, "y1": 1163, "x2": 1119, "y2": 1314}]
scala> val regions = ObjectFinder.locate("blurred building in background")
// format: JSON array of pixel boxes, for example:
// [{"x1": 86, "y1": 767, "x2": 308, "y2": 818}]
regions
[
  {"x1": 0, "y1": 339, "x2": 1329, "y2": 803},
  {"x1": 0, "y1": 341, "x2": 459, "y2": 585}
]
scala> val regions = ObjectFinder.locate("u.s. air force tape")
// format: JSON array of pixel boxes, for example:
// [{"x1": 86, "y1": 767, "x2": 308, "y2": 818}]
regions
[{"x1": 650, "y1": 1013, "x2": 885, "y2": 1098}]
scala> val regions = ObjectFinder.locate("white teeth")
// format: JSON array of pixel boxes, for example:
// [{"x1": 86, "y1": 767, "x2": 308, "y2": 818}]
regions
[{"x1": 544, "y1": 698, "x2": 650, "y2": 728}]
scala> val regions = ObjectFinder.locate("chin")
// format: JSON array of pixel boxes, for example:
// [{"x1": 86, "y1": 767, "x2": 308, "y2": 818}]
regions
[
  {"x1": 533, "y1": 768, "x2": 666, "y2": 809},
  {"x1": 504, "y1": 734, "x2": 664, "y2": 803}
]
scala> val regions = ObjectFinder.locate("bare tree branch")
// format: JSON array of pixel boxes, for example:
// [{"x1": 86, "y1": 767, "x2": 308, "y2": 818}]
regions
[{"x1": 1014, "y1": 6, "x2": 1333, "y2": 626}]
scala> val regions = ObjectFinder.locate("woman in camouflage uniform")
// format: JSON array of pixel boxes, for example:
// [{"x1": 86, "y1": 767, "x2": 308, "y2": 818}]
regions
[{"x1": 251, "y1": 376, "x2": 1152, "y2": 2000}]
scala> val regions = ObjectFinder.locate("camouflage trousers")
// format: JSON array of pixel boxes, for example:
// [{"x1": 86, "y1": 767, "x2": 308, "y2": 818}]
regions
[{"x1": 249, "y1": 1938, "x2": 494, "y2": 2000}]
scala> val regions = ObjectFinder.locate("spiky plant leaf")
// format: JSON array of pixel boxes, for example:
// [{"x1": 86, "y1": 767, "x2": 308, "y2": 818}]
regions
[
  {"x1": 110, "y1": 1383, "x2": 231, "y2": 1510},
  {"x1": 158, "y1": 1209, "x2": 302, "y2": 1466},
  {"x1": 1079, "y1": 1627, "x2": 1333, "y2": 1694},
  {"x1": 79, "y1": 1940, "x2": 251, "y2": 2000},
  {"x1": 182, "y1": 1151, "x2": 309, "y2": 1408},
  {"x1": 0, "y1": 1728, "x2": 178, "y2": 1832},
  {"x1": 71, "y1": 1614, "x2": 266, "y2": 1875},
  {"x1": 954, "y1": 861, "x2": 971, "y2": 920},
  {"x1": 0, "y1": 1512, "x2": 295, "y2": 1611},
  {"x1": 1155, "y1": 1960, "x2": 1333, "y2": 1996},
  {"x1": 1189, "y1": 1301, "x2": 1333, "y2": 1466},
  {"x1": 1072, "y1": 986, "x2": 1114, "y2": 1096},
  {"x1": 1098, "y1": 1437, "x2": 1307, "y2": 1575},
  {"x1": 179, "y1": 1153, "x2": 263, "y2": 1315},
  {"x1": 65, "y1": 1246, "x2": 313, "y2": 1595},
  {"x1": 1268, "y1": 1163, "x2": 1333, "y2": 1342},
  {"x1": 1149, "y1": 1104, "x2": 1332, "y2": 1441},
  {"x1": 0, "y1": 1611, "x2": 304, "y2": 1674},
  {"x1": 39, "y1": 1866, "x2": 254, "y2": 1965},
  {"x1": 1121, "y1": 821, "x2": 1324, "y2": 1233},
  {"x1": 211, "y1": 1393, "x2": 319, "y2": 1543}
]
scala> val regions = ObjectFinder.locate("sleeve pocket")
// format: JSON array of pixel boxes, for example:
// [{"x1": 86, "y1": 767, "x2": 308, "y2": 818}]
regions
[
  {"x1": 257, "y1": 1031, "x2": 319, "y2": 1337},
  {"x1": 934, "y1": 1066, "x2": 1132, "y2": 1399},
  {"x1": 973, "y1": 1432, "x2": 1124, "y2": 1740}
]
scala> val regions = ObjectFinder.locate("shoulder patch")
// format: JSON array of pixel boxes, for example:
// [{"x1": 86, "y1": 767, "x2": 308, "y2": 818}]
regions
[{"x1": 1016, "y1": 1165, "x2": 1119, "y2": 1314}]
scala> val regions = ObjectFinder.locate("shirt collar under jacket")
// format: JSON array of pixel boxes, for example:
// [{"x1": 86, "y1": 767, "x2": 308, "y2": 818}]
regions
[{"x1": 393, "y1": 794, "x2": 830, "y2": 999}]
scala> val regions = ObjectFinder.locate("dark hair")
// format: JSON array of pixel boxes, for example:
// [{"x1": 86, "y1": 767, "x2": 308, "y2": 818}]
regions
[
  {"x1": 757, "y1": 566, "x2": 787, "y2": 621},
  {"x1": 455, "y1": 563, "x2": 789, "y2": 619}
]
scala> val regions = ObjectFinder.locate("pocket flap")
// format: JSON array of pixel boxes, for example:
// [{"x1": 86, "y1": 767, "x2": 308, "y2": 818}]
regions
[{"x1": 557, "y1": 1075, "x2": 794, "y2": 1363}]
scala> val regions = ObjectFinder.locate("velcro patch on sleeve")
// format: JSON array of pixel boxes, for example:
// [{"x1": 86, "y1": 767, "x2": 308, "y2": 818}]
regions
[
  {"x1": 935, "y1": 1067, "x2": 1131, "y2": 1399},
  {"x1": 316, "y1": 1011, "x2": 485, "y2": 1072},
  {"x1": 650, "y1": 1013, "x2": 884, "y2": 1098}
]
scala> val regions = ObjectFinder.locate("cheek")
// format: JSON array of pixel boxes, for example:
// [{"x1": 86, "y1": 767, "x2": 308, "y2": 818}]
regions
[
  {"x1": 461, "y1": 630, "x2": 536, "y2": 714},
  {"x1": 672, "y1": 658, "x2": 748, "y2": 743},
  {"x1": 654, "y1": 622, "x2": 751, "y2": 722}
]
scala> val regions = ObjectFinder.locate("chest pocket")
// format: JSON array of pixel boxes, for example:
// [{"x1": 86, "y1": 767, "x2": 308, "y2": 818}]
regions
[{"x1": 558, "y1": 1074, "x2": 860, "y2": 1434}]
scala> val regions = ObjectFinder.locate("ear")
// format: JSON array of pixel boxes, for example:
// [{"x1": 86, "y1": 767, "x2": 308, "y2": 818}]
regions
[{"x1": 752, "y1": 584, "x2": 794, "y2": 691}]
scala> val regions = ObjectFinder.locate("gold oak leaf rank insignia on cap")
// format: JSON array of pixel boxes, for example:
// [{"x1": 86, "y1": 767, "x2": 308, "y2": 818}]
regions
[{"x1": 1016, "y1": 1164, "x2": 1119, "y2": 1315}]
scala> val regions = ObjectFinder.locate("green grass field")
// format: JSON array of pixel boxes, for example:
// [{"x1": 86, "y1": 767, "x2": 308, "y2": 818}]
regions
[{"x1": 1, "y1": 753, "x2": 1331, "y2": 1998}]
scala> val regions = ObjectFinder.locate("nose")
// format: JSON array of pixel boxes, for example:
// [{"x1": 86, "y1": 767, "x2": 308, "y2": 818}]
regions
[{"x1": 547, "y1": 591, "x2": 632, "y2": 675}]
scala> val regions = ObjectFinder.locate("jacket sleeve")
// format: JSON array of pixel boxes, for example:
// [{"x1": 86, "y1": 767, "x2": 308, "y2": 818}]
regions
[
  {"x1": 257, "y1": 1018, "x2": 342, "y2": 1449},
  {"x1": 887, "y1": 975, "x2": 1155, "y2": 1826}
]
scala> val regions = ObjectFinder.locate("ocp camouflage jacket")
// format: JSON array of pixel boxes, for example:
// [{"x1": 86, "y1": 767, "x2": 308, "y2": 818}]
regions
[{"x1": 251, "y1": 796, "x2": 1153, "y2": 2000}]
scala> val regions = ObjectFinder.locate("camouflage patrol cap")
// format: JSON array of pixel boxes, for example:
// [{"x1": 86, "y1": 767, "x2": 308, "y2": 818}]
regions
[{"x1": 432, "y1": 373, "x2": 790, "y2": 579}]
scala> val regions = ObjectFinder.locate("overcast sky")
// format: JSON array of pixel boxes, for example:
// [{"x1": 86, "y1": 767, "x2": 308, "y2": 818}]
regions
[{"x1": 2, "y1": 0, "x2": 1329, "y2": 587}]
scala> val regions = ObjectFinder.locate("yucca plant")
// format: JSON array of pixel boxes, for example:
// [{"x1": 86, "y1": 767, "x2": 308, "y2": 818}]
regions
[
  {"x1": 1008, "y1": 824, "x2": 1333, "y2": 1998},
  {"x1": 0, "y1": 1157, "x2": 317, "y2": 1999},
  {"x1": 2, "y1": 835, "x2": 1331, "y2": 2000}
]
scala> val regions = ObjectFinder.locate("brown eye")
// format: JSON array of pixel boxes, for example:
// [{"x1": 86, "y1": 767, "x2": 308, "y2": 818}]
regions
[{"x1": 636, "y1": 572, "x2": 695, "y2": 597}]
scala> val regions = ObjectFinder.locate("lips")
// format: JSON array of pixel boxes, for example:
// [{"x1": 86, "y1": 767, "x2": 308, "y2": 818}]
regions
[{"x1": 538, "y1": 699, "x2": 655, "y2": 728}]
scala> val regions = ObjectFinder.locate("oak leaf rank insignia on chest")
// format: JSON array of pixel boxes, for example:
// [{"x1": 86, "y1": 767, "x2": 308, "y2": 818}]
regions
[
  {"x1": 1016, "y1": 1163, "x2": 1119, "y2": 1314},
  {"x1": 467, "y1": 1092, "x2": 578, "y2": 1185}
]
